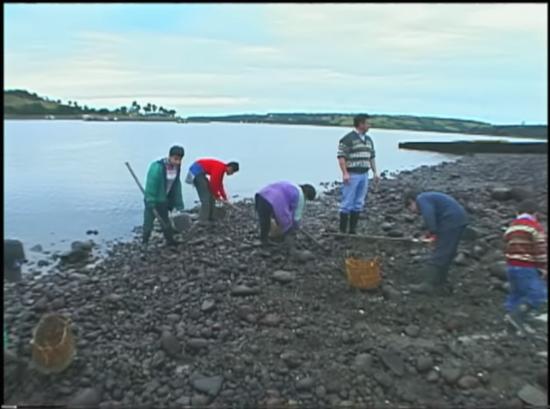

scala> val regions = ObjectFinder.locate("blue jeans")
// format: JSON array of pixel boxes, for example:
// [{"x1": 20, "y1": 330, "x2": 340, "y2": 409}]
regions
[
  {"x1": 340, "y1": 173, "x2": 369, "y2": 213},
  {"x1": 429, "y1": 226, "x2": 466, "y2": 269},
  {"x1": 505, "y1": 266, "x2": 548, "y2": 313}
]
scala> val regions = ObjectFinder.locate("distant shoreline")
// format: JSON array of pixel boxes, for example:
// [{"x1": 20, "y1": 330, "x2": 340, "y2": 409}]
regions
[{"x1": 4, "y1": 115, "x2": 547, "y2": 140}]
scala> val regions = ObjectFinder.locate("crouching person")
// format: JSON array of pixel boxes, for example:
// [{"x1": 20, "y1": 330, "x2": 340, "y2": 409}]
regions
[
  {"x1": 254, "y1": 182, "x2": 316, "y2": 251},
  {"x1": 404, "y1": 190, "x2": 468, "y2": 294},
  {"x1": 503, "y1": 200, "x2": 548, "y2": 336},
  {"x1": 143, "y1": 145, "x2": 185, "y2": 246}
]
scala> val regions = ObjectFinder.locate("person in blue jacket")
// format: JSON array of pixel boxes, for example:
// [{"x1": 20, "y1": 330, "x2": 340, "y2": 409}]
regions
[{"x1": 404, "y1": 190, "x2": 468, "y2": 293}]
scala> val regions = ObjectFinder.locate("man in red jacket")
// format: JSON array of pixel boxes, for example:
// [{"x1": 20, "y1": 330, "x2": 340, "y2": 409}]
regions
[{"x1": 186, "y1": 158, "x2": 239, "y2": 222}]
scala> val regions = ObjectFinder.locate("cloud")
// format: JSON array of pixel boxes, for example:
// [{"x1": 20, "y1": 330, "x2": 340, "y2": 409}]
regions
[{"x1": 3, "y1": 3, "x2": 547, "y2": 122}]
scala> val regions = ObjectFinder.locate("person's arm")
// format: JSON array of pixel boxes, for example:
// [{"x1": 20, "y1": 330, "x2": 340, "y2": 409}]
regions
[
  {"x1": 368, "y1": 138, "x2": 379, "y2": 184},
  {"x1": 292, "y1": 190, "x2": 305, "y2": 228},
  {"x1": 144, "y1": 162, "x2": 160, "y2": 205},
  {"x1": 209, "y1": 167, "x2": 226, "y2": 201},
  {"x1": 337, "y1": 139, "x2": 350, "y2": 184},
  {"x1": 416, "y1": 196, "x2": 438, "y2": 234},
  {"x1": 173, "y1": 179, "x2": 184, "y2": 210}
]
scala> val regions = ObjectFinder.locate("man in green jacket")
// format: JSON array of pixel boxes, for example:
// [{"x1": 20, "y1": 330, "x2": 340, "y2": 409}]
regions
[{"x1": 143, "y1": 146, "x2": 185, "y2": 246}]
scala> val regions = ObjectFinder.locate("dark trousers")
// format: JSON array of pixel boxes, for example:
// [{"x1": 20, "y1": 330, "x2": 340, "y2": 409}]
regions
[
  {"x1": 255, "y1": 194, "x2": 274, "y2": 241},
  {"x1": 428, "y1": 225, "x2": 466, "y2": 283},
  {"x1": 143, "y1": 202, "x2": 174, "y2": 243},
  {"x1": 193, "y1": 173, "x2": 215, "y2": 221}
]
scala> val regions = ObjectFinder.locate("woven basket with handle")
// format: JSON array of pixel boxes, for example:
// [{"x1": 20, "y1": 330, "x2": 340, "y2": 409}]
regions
[{"x1": 31, "y1": 314, "x2": 75, "y2": 374}]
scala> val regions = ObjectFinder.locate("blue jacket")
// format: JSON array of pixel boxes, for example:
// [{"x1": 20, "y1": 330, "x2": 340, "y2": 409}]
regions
[{"x1": 416, "y1": 192, "x2": 468, "y2": 233}]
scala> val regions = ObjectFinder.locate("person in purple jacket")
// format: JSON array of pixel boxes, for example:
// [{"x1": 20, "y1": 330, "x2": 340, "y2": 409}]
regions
[{"x1": 255, "y1": 182, "x2": 317, "y2": 248}]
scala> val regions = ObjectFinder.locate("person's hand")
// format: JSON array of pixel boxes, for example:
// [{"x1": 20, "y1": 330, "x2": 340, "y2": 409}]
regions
[
  {"x1": 343, "y1": 172, "x2": 350, "y2": 185},
  {"x1": 373, "y1": 174, "x2": 381, "y2": 186},
  {"x1": 540, "y1": 269, "x2": 547, "y2": 279}
]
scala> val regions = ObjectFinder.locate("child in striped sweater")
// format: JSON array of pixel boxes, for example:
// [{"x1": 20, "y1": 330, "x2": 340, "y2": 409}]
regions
[{"x1": 503, "y1": 200, "x2": 548, "y2": 336}]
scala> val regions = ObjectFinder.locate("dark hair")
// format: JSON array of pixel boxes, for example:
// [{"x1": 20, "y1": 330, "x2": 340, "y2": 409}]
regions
[
  {"x1": 169, "y1": 145, "x2": 185, "y2": 158},
  {"x1": 403, "y1": 189, "x2": 419, "y2": 207},
  {"x1": 518, "y1": 200, "x2": 539, "y2": 214},
  {"x1": 227, "y1": 161, "x2": 239, "y2": 172},
  {"x1": 353, "y1": 114, "x2": 370, "y2": 128},
  {"x1": 300, "y1": 184, "x2": 316, "y2": 201}
]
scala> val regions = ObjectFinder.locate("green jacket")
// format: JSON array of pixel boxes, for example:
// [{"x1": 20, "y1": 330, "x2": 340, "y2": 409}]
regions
[{"x1": 144, "y1": 159, "x2": 184, "y2": 209}]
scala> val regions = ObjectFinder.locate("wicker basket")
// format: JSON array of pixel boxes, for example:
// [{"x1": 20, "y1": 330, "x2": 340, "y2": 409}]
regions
[
  {"x1": 345, "y1": 256, "x2": 382, "y2": 289},
  {"x1": 31, "y1": 314, "x2": 75, "y2": 374}
]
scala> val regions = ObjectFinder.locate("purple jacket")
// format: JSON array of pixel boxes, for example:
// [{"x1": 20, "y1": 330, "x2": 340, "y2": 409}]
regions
[{"x1": 258, "y1": 181, "x2": 300, "y2": 233}]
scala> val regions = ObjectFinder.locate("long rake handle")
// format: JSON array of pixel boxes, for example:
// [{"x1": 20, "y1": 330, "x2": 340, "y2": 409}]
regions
[{"x1": 124, "y1": 162, "x2": 171, "y2": 231}]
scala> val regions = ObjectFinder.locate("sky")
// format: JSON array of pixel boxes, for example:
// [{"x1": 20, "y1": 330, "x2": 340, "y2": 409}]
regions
[{"x1": 4, "y1": 3, "x2": 548, "y2": 124}]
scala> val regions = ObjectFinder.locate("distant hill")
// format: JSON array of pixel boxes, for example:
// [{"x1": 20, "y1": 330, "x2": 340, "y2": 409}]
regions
[
  {"x1": 4, "y1": 89, "x2": 546, "y2": 139},
  {"x1": 186, "y1": 113, "x2": 547, "y2": 139},
  {"x1": 4, "y1": 89, "x2": 180, "y2": 120}
]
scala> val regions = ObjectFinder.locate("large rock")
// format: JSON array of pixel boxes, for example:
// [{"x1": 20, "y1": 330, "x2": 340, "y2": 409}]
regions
[
  {"x1": 161, "y1": 333, "x2": 182, "y2": 358},
  {"x1": 231, "y1": 285, "x2": 260, "y2": 296},
  {"x1": 69, "y1": 388, "x2": 103, "y2": 407},
  {"x1": 489, "y1": 261, "x2": 508, "y2": 281},
  {"x1": 379, "y1": 349, "x2": 405, "y2": 377},
  {"x1": 518, "y1": 384, "x2": 548, "y2": 407},
  {"x1": 272, "y1": 270, "x2": 296, "y2": 284},
  {"x1": 353, "y1": 353, "x2": 373, "y2": 372},
  {"x1": 441, "y1": 366, "x2": 462, "y2": 385},
  {"x1": 490, "y1": 187, "x2": 514, "y2": 201},
  {"x1": 191, "y1": 376, "x2": 224, "y2": 397},
  {"x1": 172, "y1": 214, "x2": 192, "y2": 232}
]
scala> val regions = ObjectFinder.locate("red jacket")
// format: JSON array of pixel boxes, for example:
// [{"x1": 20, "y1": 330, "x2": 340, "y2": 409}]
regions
[
  {"x1": 504, "y1": 215, "x2": 547, "y2": 270},
  {"x1": 196, "y1": 159, "x2": 228, "y2": 200}
]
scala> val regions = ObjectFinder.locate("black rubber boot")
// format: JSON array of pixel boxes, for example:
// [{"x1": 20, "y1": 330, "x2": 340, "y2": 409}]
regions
[
  {"x1": 409, "y1": 264, "x2": 440, "y2": 294},
  {"x1": 349, "y1": 211, "x2": 360, "y2": 234},
  {"x1": 339, "y1": 213, "x2": 349, "y2": 234}
]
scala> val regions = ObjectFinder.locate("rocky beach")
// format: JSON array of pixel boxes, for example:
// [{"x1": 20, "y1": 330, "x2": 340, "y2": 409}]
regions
[{"x1": 4, "y1": 153, "x2": 548, "y2": 408}]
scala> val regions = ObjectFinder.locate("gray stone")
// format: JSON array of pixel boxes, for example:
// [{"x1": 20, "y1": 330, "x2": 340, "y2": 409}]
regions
[
  {"x1": 272, "y1": 270, "x2": 296, "y2": 284},
  {"x1": 381, "y1": 285, "x2": 401, "y2": 301},
  {"x1": 518, "y1": 384, "x2": 548, "y2": 407},
  {"x1": 191, "y1": 394, "x2": 211, "y2": 406},
  {"x1": 416, "y1": 356, "x2": 434, "y2": 373},
  {"x1": 405, "y1": 325, "x2": 420, "y2": 338},
  {"x1": 353, "y1": 353, "x2": 373, "y2": 372},
  {"x1": 489, "y1": 261, "x2": 507, "y2": 281},
  {"x1": 490, "y1": 187, "x2": 514, "y2": 201},
  {"x1": 231, "y1": 285, "x2": 260, "y2": 296},
  {"x1": 30, "y1": 244, "x2": 44, "y2": 253},
  {"x1": 187, "y1": 338, "x2": 209, "y2": 350},
  {"x1": 201, "y1": 300, "x2": 216, "y2": 312},
  {"x1": 69, "y1": 388, "x2": 102, "y2": 407},
  {"x1": 426, "y1": 370, "x2": 439, "y2": 383},
  {"x1": 175, "y1": 396, "x2": 191, "y2": 406},
  {"x1": 454, "y1": 253, "x2": 468, "y2": 266},
  {"x1": 192, "y1": 376, "x2": 224, "y2": 397},
  {"x1": 260, "y1": 313, "x2": 281, "y2": 326},
  {"x1": 441, "y1": 366, "x2": 462, "y2": 384},
  {"x1": 373, "y1": 372, "x2": 393, "y2": 390},
  {"x1": 458, "y1": 375, "x2": 481, "y2": 389},
  {"x1": 379, "y1": 349, "x2": 405, "y2": 376},
  {"x1": 161, "y1": 333, "x2": 181, "y2": 358},
  {"x1": 296, "y1": 377, "x2": 315, "y2": 391}
]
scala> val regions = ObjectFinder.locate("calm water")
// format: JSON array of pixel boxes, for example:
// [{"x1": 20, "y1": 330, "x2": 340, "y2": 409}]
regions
[{"x1": 3, "y1": 120, "x2": 535, "y2": 258}]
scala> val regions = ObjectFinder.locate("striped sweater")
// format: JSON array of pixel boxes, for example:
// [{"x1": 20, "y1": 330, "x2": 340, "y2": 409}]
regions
[
  {"x1": 337, "y1": 130, "x2": 376, "y2": 174},
  {"x1": 504, "y1": 214, "x2": 547, "y2": 270}
]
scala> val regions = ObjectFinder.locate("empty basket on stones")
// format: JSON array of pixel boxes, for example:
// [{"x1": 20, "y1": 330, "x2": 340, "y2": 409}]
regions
[
  {"x1": 31, "y1": 313, "x2": 75, "y2": 374},
  {"x1": 345, "y1": 255, "x2": 382, "y2": 289}
]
